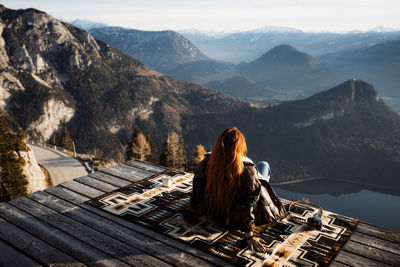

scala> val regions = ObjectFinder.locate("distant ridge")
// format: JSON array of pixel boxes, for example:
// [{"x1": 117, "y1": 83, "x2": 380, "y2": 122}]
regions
[
  {"x1": 90, "y1": 26, "x2": 209, "y2": 72},
  {"x1": 319, "y1": 39, "x2": 400, "y2": 111},
  {"x1": 237, "y1": 44, "x2": 340, "y2": 95},
  {"x1": 67, "y1": 19, "x2": 107, "y2": 30},
  {"x1": 242, "y1": 79, "x2": 400, "y2": 186}
]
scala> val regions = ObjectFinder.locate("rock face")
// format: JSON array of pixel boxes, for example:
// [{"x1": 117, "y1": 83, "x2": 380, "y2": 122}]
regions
[
  {"x1": 90, "y1": 27, "x2": 209, "y2": 73},
  {"x1": 19, "y1": 147, "x2": 47, "y2": 193}
]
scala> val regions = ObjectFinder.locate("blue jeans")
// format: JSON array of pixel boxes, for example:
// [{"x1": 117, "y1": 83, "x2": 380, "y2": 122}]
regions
[{"x1": 256, "y1": 161, "x2": 271, "y2": 182}]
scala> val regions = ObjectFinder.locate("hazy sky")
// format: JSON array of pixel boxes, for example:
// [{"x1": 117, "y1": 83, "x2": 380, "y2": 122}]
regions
[{"x1": 2, "y1": 0, "x2": 400, "y2": 32}]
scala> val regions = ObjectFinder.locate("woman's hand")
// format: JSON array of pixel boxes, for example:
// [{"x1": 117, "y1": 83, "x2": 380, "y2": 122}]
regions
[{"x1": 246, "y1": 236, "x2": 268, "y2": 253}]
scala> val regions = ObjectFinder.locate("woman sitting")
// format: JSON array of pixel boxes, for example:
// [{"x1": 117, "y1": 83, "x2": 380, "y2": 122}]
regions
[{"x1": 183, "y1": 126, "x2": 286, "y2": 252}]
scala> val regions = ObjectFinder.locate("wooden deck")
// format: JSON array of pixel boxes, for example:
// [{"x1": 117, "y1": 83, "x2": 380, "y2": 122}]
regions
[{"x1": 0, "y1": 160, "x2": 399, "y2": 266}]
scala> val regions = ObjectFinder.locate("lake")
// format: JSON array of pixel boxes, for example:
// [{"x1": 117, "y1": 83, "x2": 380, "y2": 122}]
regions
[{"x1": 272, "y1": 178, "x2": 400, "y2": 232}]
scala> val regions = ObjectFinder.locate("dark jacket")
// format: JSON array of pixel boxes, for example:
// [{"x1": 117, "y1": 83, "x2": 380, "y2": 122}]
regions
[{"x1": 183, "y1": 155, "x2": 286, "y2": 232}]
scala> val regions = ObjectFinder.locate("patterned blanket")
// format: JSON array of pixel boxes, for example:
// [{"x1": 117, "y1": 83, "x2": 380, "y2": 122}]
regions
[{"x1": 86, "y1": 170, "x2": 359, "y2": 266}]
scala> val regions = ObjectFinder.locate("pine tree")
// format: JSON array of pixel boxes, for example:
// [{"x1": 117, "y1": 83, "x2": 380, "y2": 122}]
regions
[
  {"x1": 0, "y1": 109, "x2": 28, "y2": 202},
  {"x1": 146, "y1": 134, "x2": 158, "y2": 164},
  {"x1": 178, "y1": 135, "x2": 187, "y2": 170},
  {"x1": 192, "y1": 144, "x2": 207, "y2": 166},
  {"x1": 159, "y1": 132, "x2": 187, "y2": 170},
  {"x1": 16, "y1": 128, "x2": 27, "y2": 152},
  {"x1": 125, "y1": 126, "x2": 151, "y2": 161},
  {"x1": 58, "y1": 127, "x2": 74, "y2": 151}
]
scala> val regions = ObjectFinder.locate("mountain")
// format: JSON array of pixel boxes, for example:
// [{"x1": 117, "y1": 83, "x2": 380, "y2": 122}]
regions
[
  {"x1": 166, "y1": 60, "x2": 236, "y2": 84},
  {"x1": 236, "y1": 79, "x2": 400, "y2": 186},
  {"x1": 0, "y1": 5, "x2": 248, "y2": 159},
  {"x1": 182, "y1": 79, "x2": 400, "y2": 187},
  {"x1": 67, "y1": 19, "x2": 107, "y2": 30},
  {"x1": 89, "y1": 27, "x2": 209, "y2": 73},
  {"x1": 1, "y1": 5, "x2": 400, "y2": 188},
  {"x1": 206, "y1": 76, "x2": 271, "y2": 100},
  {"x1": 237, "y1": 44, "x2": 340, "y2": 96},
  {"x1": 181, "y1": 30, "x2": 400, "y2": 63},
  {"x1": 319, "y1": 39, "x2": 400, "y2": 111}
]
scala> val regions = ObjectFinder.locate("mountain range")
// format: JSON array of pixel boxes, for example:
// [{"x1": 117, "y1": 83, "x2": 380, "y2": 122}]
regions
[
  {"x1": 88, "y1": 27, "x2": 342, "y2": 102},
  {"x1": 0, "y1": 5, "x2": 247, "y2": 159},
  {"x1": 181, "y1": 29, "x2": 400, "y2": 63},
  {"x1": 88, "y1": 25, "x2": 400, "y2": 111},
  {"x1": 1, "y1": 4, "x2": 400, "y2": 187}
]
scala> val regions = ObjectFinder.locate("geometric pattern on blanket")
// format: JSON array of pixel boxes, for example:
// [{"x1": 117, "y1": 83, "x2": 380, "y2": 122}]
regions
[{"x1": 86, "y1": 170, "x2": 359, "y2": 266}]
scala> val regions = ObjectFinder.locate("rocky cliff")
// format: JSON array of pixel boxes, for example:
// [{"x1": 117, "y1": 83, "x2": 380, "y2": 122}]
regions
[{"x1": 20, "y1": 147, "x2": 47, "y2": 193}]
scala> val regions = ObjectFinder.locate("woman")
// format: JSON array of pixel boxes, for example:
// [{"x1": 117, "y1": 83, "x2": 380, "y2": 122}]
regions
[{"x1": 183, "y1": 127, "x2": 286, "y2": 252}]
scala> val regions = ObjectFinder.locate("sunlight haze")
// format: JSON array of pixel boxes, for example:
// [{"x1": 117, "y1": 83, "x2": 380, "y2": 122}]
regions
[{"x1": 2, "y1": 0, "x2": 399, "y2": 32}]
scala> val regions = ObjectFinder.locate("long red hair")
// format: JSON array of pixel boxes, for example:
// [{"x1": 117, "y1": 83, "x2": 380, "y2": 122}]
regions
[{"x1": 204, "y1": 127, "x2": 247, "y2": 223}]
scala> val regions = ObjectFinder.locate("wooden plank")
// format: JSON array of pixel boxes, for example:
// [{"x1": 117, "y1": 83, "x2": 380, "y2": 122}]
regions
[
  {"x1": 9, "y1": 196, "x2": 171, "y2": 267},
  {"x1": 73, "y1": 176, "x2": 122, "y2": 193},
  {"x1": 28, "y1": 191, "x2": 213, "y2": 267},
  {"x1": 74, "y1": 175, "x2": 119, "y2": 192},
  {"x1": 334, "y1": 250, "x2": 391, "y2": 267},
  {"x1": 45, "y1": 184, "x2": 233, "y2": 266},
  {"x1": 329, "y1": 260, "x2": 352, "y2": 267},
  {"x1": 100, "y1": 164, "x2": 153, "y2": 182},
  {"x1": 125, "y1": 160, "x2": 167, "y2": 173},
  {"x1": 61, "y1": 180, "x2": 106, "y2": 198},
  {"x1": 89, "y1": 171, "x2": 132, "y2": 187},
  {"x1": 117, "y1": 163, "x2": 156, "y2": 177},
  {"x1": 100, "y1": 167, "x2": 145, "y2": 182},
  {"x1": 349, "y1": 231, "x2": 400, "y2": 256},
  {"x1": 342, "y1": 239, "x2": 400, "y2": 266},
  {"x1": 0, "y1": 239, "x2": 40, "y2": 267},
  {"x1": 356, "y1": 222, "x2": 400, "y2": 244},
  {"x1": 0, "y1": 215, "x2": 84, "y2": 266},
  {"x1": 0, "y1": 203, "x2": 127, "y2": 266}
]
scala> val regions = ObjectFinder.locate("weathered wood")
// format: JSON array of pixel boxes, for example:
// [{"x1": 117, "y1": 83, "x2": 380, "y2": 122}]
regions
[
  {"x1": 0, "y1": 215, "x2": 84, "y2": 266},
  {"x1": 28, "y1": 191, "x2": 213, "y2": 267},
  {"x1": 342, "y1": 239, "x2": 400, "y2": 266},
  {"x1": 45, "y1": 184, "x2": 233, "y2": 266},
  {"x1": 349, "y1": 231, "x2": 400, "y2": 256},
  {"x1": 329, "y1": 260, "x2": 351, "y2": 267},
  {"x1": 73, "y1": 175, "x2": 124, "y2": 193},
  {"x1": 89, "y1": 171, "x2": 132, "y2": 187},
  {"x1": 0, "y1": 203, "x2": 127, "y2": 267},
  {"x1": 61, "y1": 179, "x2": 106, "y2": 197},
  {"x1": 9, "y1": 196, "x2": 171, "y2": 267},
  {"x1": 0, "y1": 239, "x2": 40, "y2": 267},
  {"x1": 334, "y1": 250, "x2": 391, "y2": 267},
  {"x1": 356, "y1": 222, "x2": 400, "y2": 244},
  {"x1": 125, "y1": 160, "x2": 167, "y2": 173},
  {"x1": 74, "y1": 175, "x2": 119, "y2": 192},
  {"x1": 117, "y1": 163, "x2": 156, "y2": 176},
  {"x1": 101, "y1": 164, "x2": 153, "y2": 182}
]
